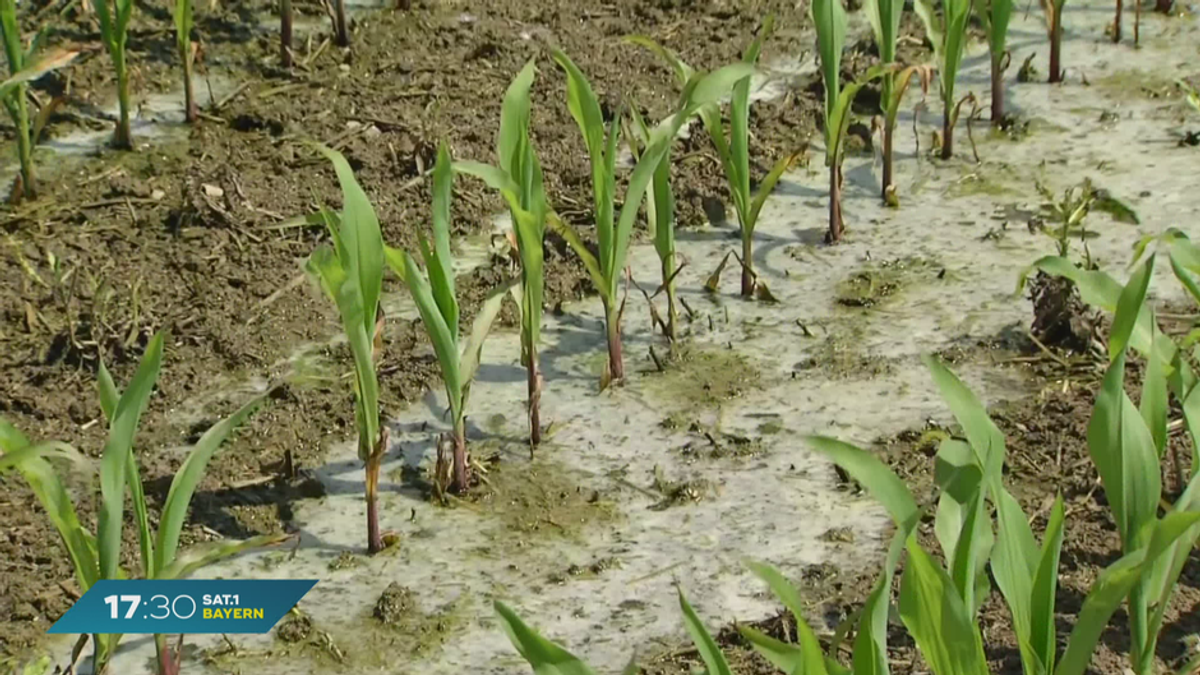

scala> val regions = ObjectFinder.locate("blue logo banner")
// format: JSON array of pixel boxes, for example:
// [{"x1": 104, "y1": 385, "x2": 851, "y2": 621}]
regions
[{"x1": 48, "y1": 579, "x2": 317, "y2": 635}]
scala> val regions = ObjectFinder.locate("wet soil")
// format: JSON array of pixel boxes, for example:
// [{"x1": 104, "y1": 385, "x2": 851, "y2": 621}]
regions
[
  {"x1": 1, "y1": 0, "x2": 842, "y2": 657},
  {"x1": 642, "y1": 338, "x2": 1200, "y2": 675}
]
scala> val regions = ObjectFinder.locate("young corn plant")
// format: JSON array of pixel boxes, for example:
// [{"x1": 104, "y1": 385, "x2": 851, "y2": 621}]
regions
[
  {"x1": 628, "y1": 20, "x2": 799, "y2": 299},
  {"x1": 799, "y1": 354, "x2": 1200, "y2": 675},
  {"x1": 1086, "y1": 253, "x2": 1200, "y2": 675},
  {"x1": 625, "y1": 104, "x2": 680, "y2": 341},
  {"x1": 94, "y1": 0, "x2": 136, "y2": 149},
  {"x1": 173, "y1": 0, "x2": 197, "y2": 122},
  {"x1": 0, "y1": 10, "x2": 78, "y2": 201},
  {"x1": 814, "y1": 0, "x2": 888, "y2": 241},
  {"x1": 453, "y1": 59, "x2": 549, "y2": 448},
  {"x1": 548, "y1": 51, "x2": 754, "y2": 385},
  {"x1": 385, "y1": 144, "x2": 511, "y2": 494},
  {"x1": 0, "y1": 333, "x2": 285, "y2": 675},
  {"x1": 916, "y1": 0, "x2": 972, "y2": 157},
  {"x1": 1040, "y1": 0, "x2": 1067, "y2": 83},
  {"x1": 305, "y1": 145, "x2": 388, "y2": 552},
  {"x1": 863, "y1": 0, "x2": 904, "y2": 202},
  {"x1": 973, "y1": 0, "x2": 1014, "y2": 124},
  {"x1": 494, "y1": 587, "x2": 729, "y2": 674}
]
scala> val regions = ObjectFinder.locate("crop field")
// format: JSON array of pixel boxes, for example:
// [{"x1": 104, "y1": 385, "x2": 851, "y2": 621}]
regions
[{"x1": 1, "y1": 0, "x2": 1199, "y2": 673}]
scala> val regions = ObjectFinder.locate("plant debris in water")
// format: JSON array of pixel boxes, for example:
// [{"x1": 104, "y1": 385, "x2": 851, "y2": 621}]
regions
[
  {"x1": 834, "y1": 257, "x2": 939, "y2": 308},
  {"x1": 647, "y1": 345, "x2": 761, "y2": 409}
]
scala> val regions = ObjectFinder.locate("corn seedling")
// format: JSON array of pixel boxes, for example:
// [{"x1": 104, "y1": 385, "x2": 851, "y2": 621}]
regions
[
  {"x1": 802, "y1": 354, "x2": 1200, "y2": 675},
  {"x1": 625, "y1": 103, "x2": 680, "y2": 341},
  {"x1": 453, "y1": 59, "x2": 548, "y2": 448},
  {"x1": 94, "y1": 0, "x2": 136, "y2": 149},
  {"x1": 305, "y1": 145, "x2": 387, "y2": 551},
  {"x1": 0, "y1": 333, "x2": 284, "y2": 675},
  {"x1": 814, "y1": 0, "x2": 887, "y2": 240},
  {"x1": 1039, "y1": 0, "x2": 1067, "y2": 83},
  {"x1": 628, "y1": 20, "x2": 800, "y2": 298},
  {"x1": 862, "y1": 0, "x2": 905, "y2": 202},
  {"x1": 916, "y1": 0, "x2": 972, "y2": 158},
  {"x1": 548, "y1": 51, "x2": 754, "y2": 385},
  {"x1": 386, "y1": 144, "x2": 511, "y2": 494},
  {"x1": 973, "y1": 0, "x2": 1013, "y2": 124},
  {"x1": 0, "y1": 8, "x2": 77, "y2": 202},
  {"x1": 173, "y1": 0, "x2": 197, "y2": 122},
  {"x1": 1035, "y1": 179, "x2": 1096, "y2": 258},
  {"x1": 493, "y1": 587, "x2": 727, "y2": 674},
  {"x1": 1086, "y1": 253, "x2": 1200, "y2": 675}
]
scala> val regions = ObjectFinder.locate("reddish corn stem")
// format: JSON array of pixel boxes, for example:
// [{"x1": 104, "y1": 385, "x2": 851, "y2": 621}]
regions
[
  {"x1": 941, "y1": 104, "x2": 954, "y2": 159},
  {"x1": 827, "y1": 163, "x2": 844, "y2": 243}
]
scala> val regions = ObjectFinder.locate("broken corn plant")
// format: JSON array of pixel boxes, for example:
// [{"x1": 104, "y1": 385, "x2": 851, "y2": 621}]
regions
[
  {"x1": 454, "y1": 59, "x2": 548, "y2": 447},
  {"x1": 628, "y1": 19, "x2": 799, "y2": 299},
  {"x1": 973, "y1": 0, "x2": 1013, "y2": 124},
  {"x1": 386, "y1": 144, "x2": 510, "y2": 494},
  {"x1": 625, "y1": 104, "x2": 680, "y2": 341},
  {"x1": 814, "y1": 0, "x2": 885, "y2": 240},
  {"x1": 0, "y1": 9, "x2": 77, "y2": 202},
  {"x1": 173, "y1": 0, "x2": 196, "y2": 122},
  {"x1": 94, "y1": 0, "x2": 136, "y2": 149},
  {"x1": 916, "y1": 0, "x2": 972, "y2": 158},
  {"x1": 493, "y1": 588, "x2": 728, "y2": 674},
  {"x1": 332, "y1": 0, "x2": 348, "y2": 47},
  {"x1": 0, "y1": 333, "x2": 284, "y2": 675},
  {"x1": 548, "y1": 51, "x2": 754, "y2": 385},
  {"x1": 1087, "y1": 252, "x2": 1200, "y2": 675},
  {"x1": 305, "y1": 145, "x2": 387, "y2": 552}
]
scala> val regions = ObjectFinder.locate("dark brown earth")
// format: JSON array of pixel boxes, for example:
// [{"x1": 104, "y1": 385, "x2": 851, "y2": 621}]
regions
[{"x1": 2, "y1": 0, "x2": 831, "y2": 657}]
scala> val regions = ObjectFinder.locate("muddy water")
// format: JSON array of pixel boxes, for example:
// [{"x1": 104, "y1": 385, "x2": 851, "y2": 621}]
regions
[{"x1": 51, "y1": 0, "x2": 1200, "y2": 671}]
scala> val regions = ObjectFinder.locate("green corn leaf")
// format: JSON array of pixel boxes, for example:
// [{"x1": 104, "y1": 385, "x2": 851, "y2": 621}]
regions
[
  {"x1": 98, "y1": 358, "x2": 156, "y2": 579},
  {"x1": 546, "y1": 214, "x2": 607, "y2": 302},
  {"x1": 864, "y1": 0, "x2": 904, "y2": 65},
  {"x1": 940, "y1": 0, "x2": 972, "y2": 106},
  {"x1": 98, "y1": 332, "x2": 163, "y2": 581},
  {"x1": 157, "y1": 533, "x2": 291, "y2": 581},
  {"x1": 313, "y1": 144, "x2": 383, "y2": 343},
  {"x1": 498, "y1": 59, "x2": 537, "y2": 185},
  {"x1": 1140, "y1": 320, "x2": 1168, "y2": 458},
  {"x1": 307, "y1": 245, "x2": 349, "y2": 304},
  {"x1": 744, "y1": 561, "x2": 829, "y2": 674},
  {"x1": 812, "y1": 0, "x2": 846, "y2": 148},
  {"x1": 155, "y1": 391, "x2": 267, "y2": 574},
  {"x1": 747, "y1": 150, "x2": 801, "y2": 234},
  {"x1": 624, "y1": 36, "x2": 695, "y2": 88},
  {"x1": 0, "y1": 438, "x2": 86, "y2": 474},
  {"x1": 898, "y1": 537, "x2": 989, "y2": 675},
  {"x1": 494, "y1": 601, "x2": 598, "y2": 675},
  {"x1": 427, "y1": 144, "x2": 460, "y2": 343},
  {"x1": 932, "y1": 439, "x2": 992, "y2": 613},
  {"x1": 1030, "y1": 495, "x2": 1066, "y2": 672},
  {"x1": 923, "y1": 354, "x2": 1006, "y2": 480},
  {"x1": 825, "y1": 69, "x2": 886, "y2": 164},
  {"x1": 1182, "y1": 385, "x2": 1200, "y2": 476},
  {"x1": 728, "y1": 16, "x2": 773, "y2": 228},
  {"x1": 914, "y1": 0, "x2": 943, "y2": 61},
  {"x1": 1055, "y1": 511, "x2": 1200, "y2": 675},
  {"x1": 0, "y1": 421, "x2": 99, "y2": 591},
  {"x1": 852, "y1": 527, "x2": 911, "y2": 675},
  {"x1": 453, "y1": 161, "x2": 524, "y2": 212},
  {"x1": 401, "y1": 249, "x2": 464, "y2": 417},
  {"x1": 990, "y1": 487, "x2": 1039, "y2": 674},
  {"x1": 678, "y1": 589, "x2": 733, "y2": 675},
  {"x1": 599, "y1": 112, "x2": 620, "y2": 286},
  {"x1": 1144, "y1": 472, "x2": 1200, "y2": 649},
  {"x1": 1109, "y1": 254, "x2": 1155, "y2": 362},
  {"x1": 173, "y1": 0, "x2": 192, "y2": 53},
  {"x1": 738, "y1": 626, "x2": 809, "y2": 674},
  {"x1": 459, "y1": 280, "x2": 513, "y2": 390},
  {"x1": 806, "y1": 435, "x2": 920, "y2": 529},
  {"x1": 1088, "y1": 351, "x2": 1162, "y2": 550}
]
